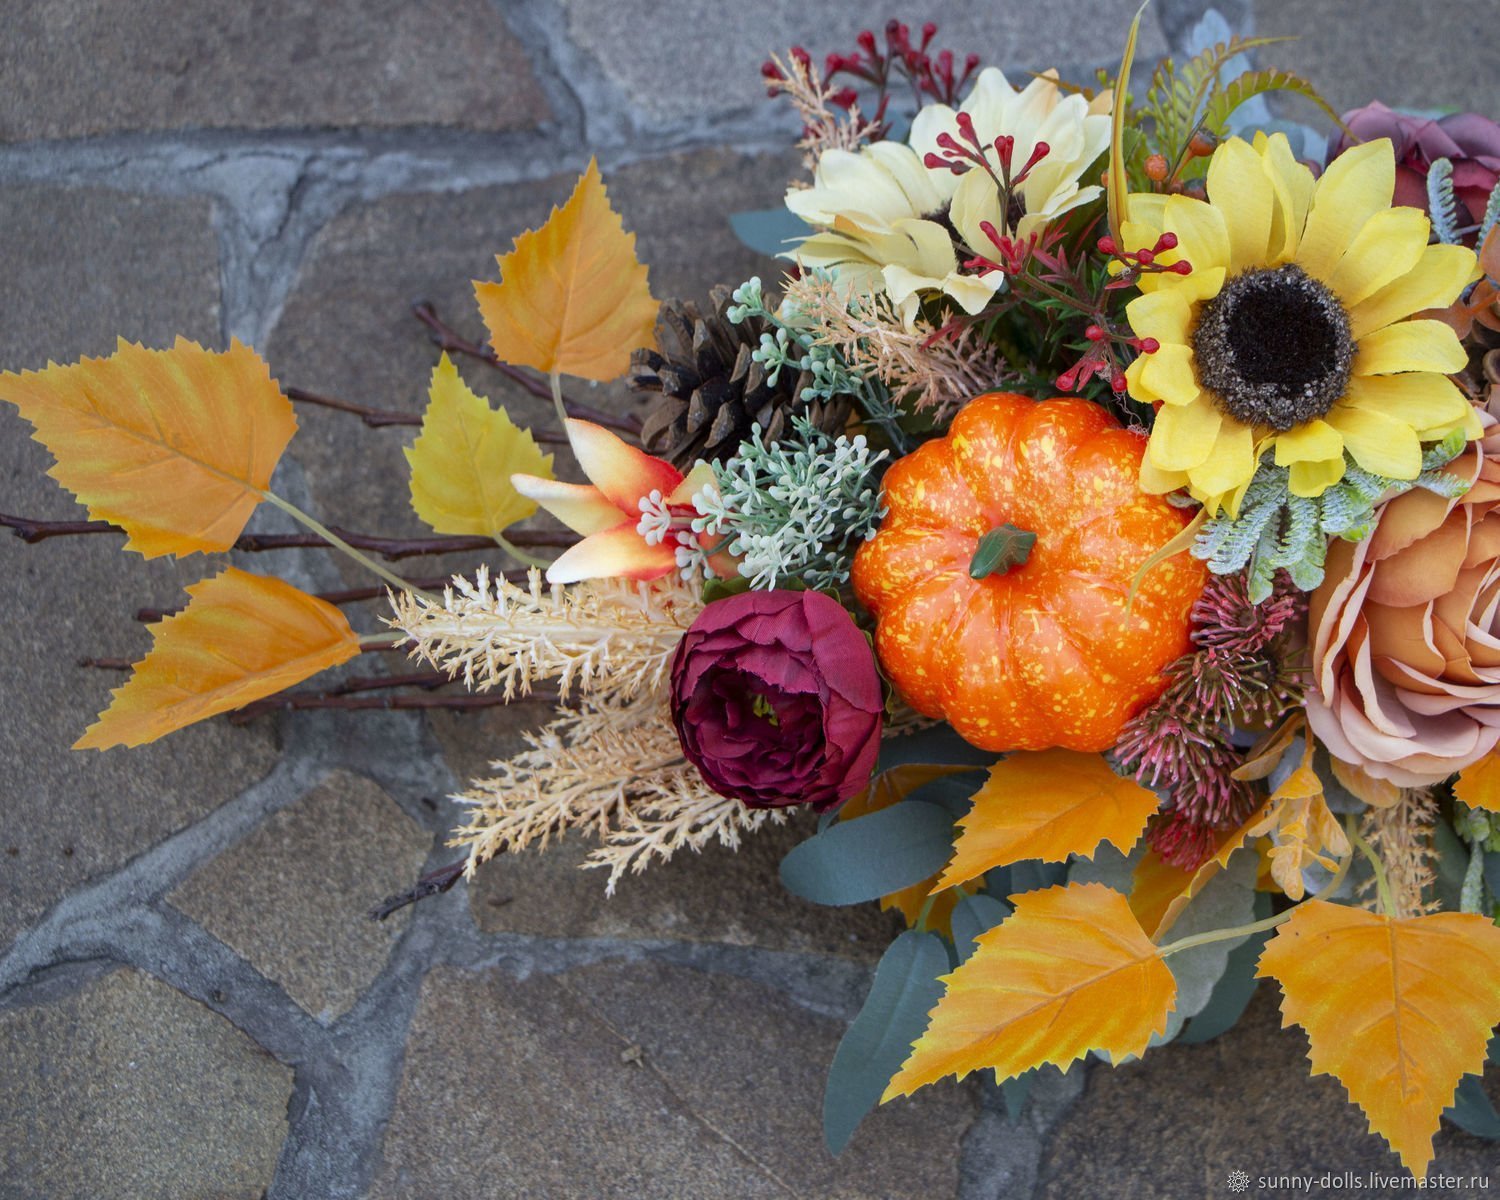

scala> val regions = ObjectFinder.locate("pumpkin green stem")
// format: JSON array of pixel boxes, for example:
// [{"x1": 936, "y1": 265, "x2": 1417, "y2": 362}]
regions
[{"x1": 969, "y1": 523, "x2": 1037, "y2": 579}]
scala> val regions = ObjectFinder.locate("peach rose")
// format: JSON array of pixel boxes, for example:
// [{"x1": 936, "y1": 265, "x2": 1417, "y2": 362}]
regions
[{"x1": 1306, "y1": 414, "x2": 1500, "y2": 786}]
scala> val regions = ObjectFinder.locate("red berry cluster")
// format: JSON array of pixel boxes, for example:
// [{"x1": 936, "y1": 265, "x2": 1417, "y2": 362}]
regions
[{"x1": 761, "y1": 19, "x2": 982, "y2": 137}]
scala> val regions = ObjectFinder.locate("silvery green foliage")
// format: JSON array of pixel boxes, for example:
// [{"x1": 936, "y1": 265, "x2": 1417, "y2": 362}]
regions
[
  {"x1": 691, "y1": 416, "x2": 888, "y2": 592},
  {"x1": 1428, "y1": 159, "x2": 1465, "y2": 246},
  {"x1": 1194, "y1": 430, "x2": 1471, "y2": 602},
  {"x1": 727, "y1": 275, "x2": 910, "y2": 452},
  {"x1": 1425, "y1": 157, "x2": 1500, "y2": 251},
  {"x1": 1480, "y1": 180, "x2": 1500, "y2": 252}
]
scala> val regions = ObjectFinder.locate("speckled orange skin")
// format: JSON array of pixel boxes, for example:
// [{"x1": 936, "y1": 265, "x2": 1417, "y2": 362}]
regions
[{"x1": 852, "y1": 393, "x2": 1206, "y2": 753}]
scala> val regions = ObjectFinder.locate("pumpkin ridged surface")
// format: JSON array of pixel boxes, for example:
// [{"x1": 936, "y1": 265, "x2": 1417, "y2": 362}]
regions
[{"x1": 852, "y1": 393, "x2": 1205, "y2": 752}]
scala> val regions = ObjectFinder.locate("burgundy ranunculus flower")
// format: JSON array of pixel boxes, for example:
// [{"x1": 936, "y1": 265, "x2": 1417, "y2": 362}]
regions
[
  {"x1": 1328, "y1": 102, "x2": 1500, "y2": 234},
  {"x1": 670, "y1": 589, "x2": 883, "y2": 810}
]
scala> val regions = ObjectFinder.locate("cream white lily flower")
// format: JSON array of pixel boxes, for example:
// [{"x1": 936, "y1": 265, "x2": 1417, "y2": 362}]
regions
[
  {"x1": 783, "y1": 140, "x2": 1002, "y2": 325},
  {"x1": 910, "y1": 68, "x2": 1111, "y2": 251}
]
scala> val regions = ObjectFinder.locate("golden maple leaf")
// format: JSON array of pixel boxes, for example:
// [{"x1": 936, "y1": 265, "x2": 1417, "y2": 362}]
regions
[
  {"x1": 935, "y1": 749, "x2": 1160, "y2": 888},
  {"x1": 0, "y1": 337, "x2": 297, "y2": 558},
  {"x1": 76, "y1": 568, "x2": 362, "y2": 749},
  {"x1": 473, "y1": 158, "x2": 657, "y2": 383},
  {"x1": 1258, "y1": 900, "x2": 1500, "y2": 1173},
  {"x1": 1454, "y1": 752, "x2": 1500, "y2": 813},
  {"x1": 883, "y1": 882, "x2": 1177, "y2": 1098},
  {"x1": 405, "y1": 354, "x2": 553, "y2": 540}
]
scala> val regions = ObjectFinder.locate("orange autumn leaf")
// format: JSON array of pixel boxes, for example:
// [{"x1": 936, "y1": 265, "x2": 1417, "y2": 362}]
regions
[
  {"x1": 1454, "y1": 752, "x2": 1500, "y2": 813},
  {"x1": 935, "y1": 750, "x2": 1160, "y2": 889},
  {"x1": 473, "y1": 158, "x2": 657, "y2": 383},
  {"x1": 883, "y1": 883, "x2": 1176, "y2": 1099},
  {"x1": 1129, "y1": 795, "x2": 1271, "y2": 940},
  {"x1": 76, "y1": 568, "x2": 362, "y2": 750},
  {"x1": 842, "y1": 764, "x2": 978, "y2": 935},
  {"x1": 0, "y1": 337, "x2": 296, "y2": 558},
  {"x1": 1258, "y1": 900, "x2": 1500, "y2": 1174}
]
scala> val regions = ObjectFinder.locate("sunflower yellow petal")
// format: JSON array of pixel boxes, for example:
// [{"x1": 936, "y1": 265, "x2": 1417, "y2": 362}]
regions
[
  {"x1": 1348, "y1": 242, "x2": 1481, "y2": 339},
  {"x1": 1186, "y1": 419, "x2": 1256, "y2": 497},
  {"x1": 1327, "y1": 206, "x2": 1431, "y2": 307},
  {"x1": 1150, "y1": 399, "x2": 1223, "y2": 471},
  {"x1": 1206, "y1": 137, "x2": 1275, "y2": 271},
  {"x1": 1273, "y1": 418, "x2": 1344, "y2": 466},
  {"x1": 1138, "y1": 454, "x2": 1190, "y2": 497},
  {"x1": 1343, "y1": 372, "x2": 1472, "y2": 437},
  {"x1": 1162, "y1": 194, "x2": 1231, "y2": 275},
  {"x1": 1288, "y1": 455, "x2": 1348, "y2": 497},
  {"x1": 1326, "y1": 404, "x2": 1422, "y2": 479},
  {"x1": 1125, "y1": 289, "x2": 1193, "y2": 346},
  {"x1": 1352, "y1": 319, "x2": 1468, "y2": 376},
  {"x1": 1138, "y1": 264, "x2": 1228, "y2": 305},
  {"x1": 1295, "y1": 139, "x2": 1395, "y2": 283},
  {"x1": 1140, "y1": 343, "x2": 1200, "y2": 405},
  {"x1": 1254, "y1": 131, "x2": 1315, "y2": 262}
]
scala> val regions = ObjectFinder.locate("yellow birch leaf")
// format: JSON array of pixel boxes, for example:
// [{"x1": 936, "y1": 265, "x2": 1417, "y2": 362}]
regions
[
  {"x1": 0, "y1": 337, "x2": 296, "y2": 558},
  {"x1": 1129, "y1": 797, "x2": 1271, "y2": 939},
  {"x1": 76, "y1": 567, "x2": 362, "y2": 750},
  {"x1": 1454, "y1": 752, "x2": 1500, "y2": 813},
  {"x1": 473, "y1": 158, "x2": 657, "y2": 382},
  {"x1": 884, "y1": 882, "x2": 1176, "y2": 1098},
  {"x1": 936, "y1": 749, "x2": 1160, "y2": 889},
  {"x1": 1257, "y1": 900, "x2": 1500, "y2": 1174},
  {"x1": 841, "y1": 763, "x2": 978, "y2": 935},
  {"x1": 405, "y1": 354, "x2": 553, "y2": 539}
]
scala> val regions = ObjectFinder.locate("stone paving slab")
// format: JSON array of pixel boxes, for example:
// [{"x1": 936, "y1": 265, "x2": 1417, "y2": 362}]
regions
[
  {"x1": 0, "y1": 185, "x2": 280, "y2": 953},
  {"x1": 1255, "y1": 0, "x2": 1481, "y2": 116},
  {"x1": 168, "y1": 770, "x2": 431, "y2": 1021},
  {"x1": 369, "y1": 960, "x2": 974, "y2": 1199},
  {"x1": 0, "y1": 0, "x2": 550, "y2": 141},
  {"x1": 558, "y1": 0, "x2": 1167, "y2": 126},
  {"x1": 0, "y1": 968, "x2": 293, "y2": 1200}
]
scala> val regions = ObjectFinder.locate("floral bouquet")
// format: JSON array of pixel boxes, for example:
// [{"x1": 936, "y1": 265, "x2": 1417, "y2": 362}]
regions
[{"x1": 5, "y1": 7, "x2": 1500, "y2": 1177}]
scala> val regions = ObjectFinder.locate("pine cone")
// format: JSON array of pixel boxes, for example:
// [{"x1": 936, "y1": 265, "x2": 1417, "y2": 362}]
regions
[{"x1": 629, "y1": 285, "x2": 853, "y2": 470}]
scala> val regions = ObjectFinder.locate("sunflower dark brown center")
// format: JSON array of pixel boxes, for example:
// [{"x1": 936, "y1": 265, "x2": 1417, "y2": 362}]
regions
[{"x1": 1191, "y1": 263, "x2": 1353, "y2": 432}]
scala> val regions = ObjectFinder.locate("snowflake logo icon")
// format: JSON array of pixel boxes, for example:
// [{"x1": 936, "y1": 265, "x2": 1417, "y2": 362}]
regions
[{"x1": 1226, "y1": 1168, "x2": 1252, "y2": 1193}]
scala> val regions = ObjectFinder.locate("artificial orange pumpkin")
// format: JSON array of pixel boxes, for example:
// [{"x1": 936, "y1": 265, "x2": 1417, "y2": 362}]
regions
[{"x1": 852, "y1": 393, "x2": 1205, "y2": 752}]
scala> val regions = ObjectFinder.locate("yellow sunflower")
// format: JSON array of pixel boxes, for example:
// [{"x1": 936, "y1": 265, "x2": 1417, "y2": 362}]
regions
[{"x1": 1122, "y1": 133, "x2": 1482, "y2": 515}]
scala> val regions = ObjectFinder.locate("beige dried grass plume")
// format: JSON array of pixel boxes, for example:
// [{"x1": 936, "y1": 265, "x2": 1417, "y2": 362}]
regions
[{"x1": 391, "y1": 567, "x2": 783, "y2": 891}]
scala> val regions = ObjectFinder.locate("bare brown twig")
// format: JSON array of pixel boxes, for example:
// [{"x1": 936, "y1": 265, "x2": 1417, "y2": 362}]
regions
[
  {"x1": 284, "y1": 384, "x2": 568, "y2": 444},
  {"x1": 1, "y1": 514, "x2": 574, "y2": 559},
  {"x1": 411, "y1": 300, "x2": 643, "y2": 436}
]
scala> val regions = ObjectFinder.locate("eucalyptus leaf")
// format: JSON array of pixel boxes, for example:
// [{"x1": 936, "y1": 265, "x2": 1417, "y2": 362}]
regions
[
  {"x1": 1010, "y1": 859, "x2": 1070, "y2": 894},
  {"x1": 1161, "y1": 854, "x2": 1259, "y2": 1024},
  {"x1": 1443, "y1": 1074, "x2": 1500, "y2": 1140},
  {"x1": 823, "y1": 930, "x2": 949, "y2": 1154},
  {"x1": 781, "y1": 801, "x2": 955, "y2": 907},
  {"x1": 1434, "y1": 817, "x2": 1469, "y2": 913},
  {"x1": 728, "y1": 207, "x2": 808, "y2": 258},
  {"x1": 1001, "y1": 1071, "x2": 1033, "y2": 1120},
  {"x1": 950, "y1": 893, "x2": 1013, "y2": 962},
  {"x1": 1178, "y1": 894, "x2": 1273, "y2": 1045}
]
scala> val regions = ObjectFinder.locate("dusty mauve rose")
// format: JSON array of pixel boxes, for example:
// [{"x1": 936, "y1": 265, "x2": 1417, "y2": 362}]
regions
[
  {"x1": 670, "y1": 589, "x2": 883, "y2": 810},
  {"x1": 1328, "y1": 102, "x2": 1500, "y2": 232},
  {"x1": 1306, "y1": 413, "x2": 1500, "y2": 786}
]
